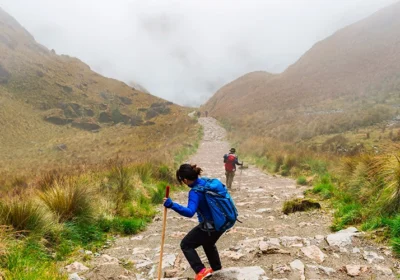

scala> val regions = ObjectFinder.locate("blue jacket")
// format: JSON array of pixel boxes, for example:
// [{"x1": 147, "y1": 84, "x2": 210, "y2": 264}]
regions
[{"x1": 169, "y1": 178, "x2": 213, "y2": 223}]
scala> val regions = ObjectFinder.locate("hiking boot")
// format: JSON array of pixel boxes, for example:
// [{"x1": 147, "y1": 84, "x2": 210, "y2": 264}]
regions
[{"x1": 195, "y1": 268, "x2": 213, "y2": 280}]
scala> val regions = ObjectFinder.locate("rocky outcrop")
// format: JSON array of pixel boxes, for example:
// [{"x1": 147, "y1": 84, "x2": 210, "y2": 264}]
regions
[
  {"x1": 84, "y1": 107, "x2": 95, "y2": 117},
  {"x1": 44, "y1": 116, "x2": 73, "y2": 125},
  {"x1": 44, "y1": 109, "x2": 73, "y2": 125},
  {"x1": 130, "y1": 115, "x2": 144, "y2": 126},
  {"x1": 145, "y1": 108, "x2": 159, "y2": 120},
  {"x1": 99, "y1": 111, "x2": 112, "y2": 123},
  {"x1": 71, "y1": 120, "x2": 100, "y2": 131},
  {"x1": 56, "y1": 82, "x2": 73, "y2": 93},
  {"x1": 119, "y1": 96, "x2": 132, "y2": 105}
]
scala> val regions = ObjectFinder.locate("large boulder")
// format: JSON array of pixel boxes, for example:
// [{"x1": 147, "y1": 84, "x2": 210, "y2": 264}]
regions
[
  {"x1": 71, "y1": 120, "x2": 101, "y2": 131},
  {"x1": 84, "y1": 107, "x2": 95, "y2": 117},
  {"x1": 111, "y1": 109, "x2": 130, "y2": 124},
  {"x1": 56, "y1": 82, "x2": 73, "y2": 93},
  {"x1": 301, "y1": 245, "x2": 325, "y2": 263},
  {"x1": 130, "y1": 115, "x2": 144, "y2": 126},
  {"x1": 119, "y1": 96, "x2": 132, "y2": 105},
  {"x1": 44, "y1": 109, "x2": 72, "y2": 125},
  {"x1": 145, "y1": 108, "x2": 159, "y2": 120},
  {"x1": 99, "y1": 111, "x2": 112, "y2": 123},
  {"x1": 326, "y1": 227, "x2": 359, "y2": 247},
  {"x1": 45, "y1": 116, "x2": 73, "y2": 125},
  {"x1": 151, "y1": 102, "x2": 171, "y2": 115}
]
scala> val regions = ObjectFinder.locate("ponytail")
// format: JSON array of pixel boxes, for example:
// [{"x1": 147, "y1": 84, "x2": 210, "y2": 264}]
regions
[{"x1": 176, "y1": 164, "x2": 202, "y2": 183}]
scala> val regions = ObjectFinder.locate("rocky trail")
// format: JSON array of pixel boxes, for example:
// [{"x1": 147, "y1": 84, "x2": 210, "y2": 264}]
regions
[{"x1": 69, "y1": 118, "x2": 399, "y2": 280}]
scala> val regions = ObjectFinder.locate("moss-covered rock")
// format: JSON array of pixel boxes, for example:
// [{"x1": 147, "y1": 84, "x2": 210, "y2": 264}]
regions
[{"x1": 282, "y1": 198, "x2": 321, "y2": 215}]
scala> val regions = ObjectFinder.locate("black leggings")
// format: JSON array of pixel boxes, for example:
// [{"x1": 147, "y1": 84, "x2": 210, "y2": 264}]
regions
[{"x1": 180, "y1": 224, "x2": 224, "y2": 273}]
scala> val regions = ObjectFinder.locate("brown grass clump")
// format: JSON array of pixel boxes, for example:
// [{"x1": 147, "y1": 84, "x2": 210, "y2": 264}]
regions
[
  {"x1": 0, "y1": 198, "x2": 48, "y2": 233},
  {"x1": 38, "y1": 179, "x2": 93, "y2": 223}
]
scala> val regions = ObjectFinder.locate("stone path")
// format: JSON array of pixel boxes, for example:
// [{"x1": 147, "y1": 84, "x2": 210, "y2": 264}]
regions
[{"x1": 71, "y1": 117, "x2": 398, "y2": 280}]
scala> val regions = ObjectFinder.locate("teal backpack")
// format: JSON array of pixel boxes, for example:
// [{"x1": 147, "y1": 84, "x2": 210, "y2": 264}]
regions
[{"x1": 192, "y1": 177, "x2": 239, "y2": 232}]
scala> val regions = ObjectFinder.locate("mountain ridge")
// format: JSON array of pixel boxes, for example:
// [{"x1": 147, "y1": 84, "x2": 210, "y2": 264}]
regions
[
  {"x1": 0, "y1": 7, "x2": 196, "y2": 177},
  {"x1": 203, "y1": 1, "x2": 400, "y2": 140}
]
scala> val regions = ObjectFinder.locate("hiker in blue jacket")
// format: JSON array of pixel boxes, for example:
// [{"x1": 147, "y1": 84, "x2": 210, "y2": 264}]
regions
[{"x1": 163, "y1": 164, "x2": 225, "y2": 280}]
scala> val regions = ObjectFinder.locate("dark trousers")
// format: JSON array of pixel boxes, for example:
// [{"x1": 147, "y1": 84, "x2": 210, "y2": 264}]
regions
[{"x1": 180, "y1": 224, "x2": 224, "y2": 274}]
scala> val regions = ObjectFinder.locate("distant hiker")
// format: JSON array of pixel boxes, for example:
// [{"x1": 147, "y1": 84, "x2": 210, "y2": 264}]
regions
[
  {"x1": 223, "y1": 148, "x2": 243, "y2": 189},
  {"x1": 197, "y1": 111, "x2": 201, "y2": 118},
  {"x1": 205, "y1": 111, "x2": 208, "y2": 117},
  {"x1": 163, "y1": 164, "x2": 237, "y2": 280}
]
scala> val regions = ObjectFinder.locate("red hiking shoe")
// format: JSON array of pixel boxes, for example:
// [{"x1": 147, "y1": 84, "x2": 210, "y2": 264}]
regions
[{"x1": 195, "y1": 268, "x2": 213, "y2": 280}]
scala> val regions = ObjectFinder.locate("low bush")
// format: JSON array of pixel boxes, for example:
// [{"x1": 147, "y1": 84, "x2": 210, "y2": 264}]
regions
[
  {"x1": 297, "y1": 176, "x2": 307, "y2": 186},
  {"x1": 312, "y1": 174, "x2": 335, "y2": 199},
  {"x1": 111, "y1": 217, "x2": 145, "y2": 235}
]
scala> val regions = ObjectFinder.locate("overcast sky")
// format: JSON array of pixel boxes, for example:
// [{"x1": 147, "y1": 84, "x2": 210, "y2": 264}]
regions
[{"x1": 1, "y1": 0, "x2": 398, "y2": 106}]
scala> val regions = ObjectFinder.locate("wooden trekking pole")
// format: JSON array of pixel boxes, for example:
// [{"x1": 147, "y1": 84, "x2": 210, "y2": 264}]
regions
[{"x1": 157, "y1": 185, "x2": 170, "y2": 280}]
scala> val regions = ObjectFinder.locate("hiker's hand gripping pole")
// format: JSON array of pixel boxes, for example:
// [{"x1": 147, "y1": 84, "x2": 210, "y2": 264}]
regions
[{"x1": 157, "y1": 186, "x2": 170, "y2": 280}]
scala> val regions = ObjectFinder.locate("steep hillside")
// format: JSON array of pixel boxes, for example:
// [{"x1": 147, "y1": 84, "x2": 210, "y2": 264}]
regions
[
  {"x1": 203, "y1": 1, "x2": 400, "y2": 141},
  {"x1": 0, "y1": 7, "x2": 196, "y2": 177}
]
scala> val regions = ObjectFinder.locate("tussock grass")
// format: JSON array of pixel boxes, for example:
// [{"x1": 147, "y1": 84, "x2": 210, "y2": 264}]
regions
[
  {"x1": 107, "y1": 160, "x2": 135, "y2": 215},
  {"x1": 0, "y1": 198, "x2": 48, "y2": 233},
  {"x1": 38, "y1": 179, "x2": 93, "y2": 223},
  {"x1": 131, "y1": 162, "x2": 153, "y2": 183},
  {"x1": 0, "y1": 159, "x2": 186, "y2": 277},
  {"x1": 282, "y1": 198, "x2": 321, "y2": 215}
]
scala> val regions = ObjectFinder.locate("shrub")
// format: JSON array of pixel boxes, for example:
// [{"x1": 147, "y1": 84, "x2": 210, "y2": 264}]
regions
[
  {"x1": 38, "y1": 180, "x2": 93, "y2": 223},
  {"x1": 0, "y1": 199, "x2": 48, "y2": 233},
  {"x1": 274, "y1": 155, "x2": 284, "y2": 173},
  {"x1": 307, "y1": 159, "x2": 328, "y2": 175},
  {"x1": 282, "y1": 198, "x2": 321, "y2": 214},
  {"x1": 132, "y1": 163, "x2": 153, "y2": 183},
  {"x1": 156, "y1": 165, "x2": 174, "y2": 182},
  {"x1": 107, "y1": 161, "x2": 135, "y2": 214},
  {"x1": 297, "y1": 176, "x2": 307, "y2": 186},
  {"x1": 151, "y1": 182, "x2": 168, "y2": 204}
]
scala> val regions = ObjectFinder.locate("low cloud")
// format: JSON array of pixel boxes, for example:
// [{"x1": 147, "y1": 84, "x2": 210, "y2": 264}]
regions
[{"x1": 1, "y1": 0, "x2": 397, "y2": 106}]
